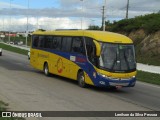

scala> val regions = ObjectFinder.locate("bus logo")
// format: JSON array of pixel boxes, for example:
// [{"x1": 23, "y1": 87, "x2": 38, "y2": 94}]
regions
[{"x1": 57, "y1": 58, "x2": 63, "y2": 73}]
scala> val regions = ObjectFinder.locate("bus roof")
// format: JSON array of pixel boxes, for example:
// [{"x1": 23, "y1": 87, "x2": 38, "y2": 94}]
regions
[{"x1": 33, "y1": 30, "x2": 133, "y2": 44}]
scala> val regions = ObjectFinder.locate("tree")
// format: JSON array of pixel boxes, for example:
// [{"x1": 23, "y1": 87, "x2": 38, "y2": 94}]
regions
[{"x1": 88, "y1": 25, "x2": 100, "y2": 30}]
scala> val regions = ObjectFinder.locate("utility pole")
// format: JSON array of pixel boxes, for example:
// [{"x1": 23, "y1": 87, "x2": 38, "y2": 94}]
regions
[
  {"x1": 126, "y1": 0, "x2": 129, "y2": 19},
  {"x1": 103, "y1": 0, "x2": 106, "y2": 31},
  {"x1": 8, "y1": 0, "x2": 11, "y2": 43},
  {"x1": 26, "y1": 0, "x2": 29, "y2": 47},
  {"x1": 101, "y1": 6, "x2": 105, "y2": 31},
  {"x1": 37, "y1": 16, "x2": 39, "y2": 30},
  {"x1": 80, "y1": 0, "x2": 84, "y2": 30},
  {"x1": 101, "y1": 0, "x2": 106, "y2": 31}
]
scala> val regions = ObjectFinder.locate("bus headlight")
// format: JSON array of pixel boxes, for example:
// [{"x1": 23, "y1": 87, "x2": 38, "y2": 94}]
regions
[{"x1": 97, "y1": 73, "x2": 108, "y2": 78}]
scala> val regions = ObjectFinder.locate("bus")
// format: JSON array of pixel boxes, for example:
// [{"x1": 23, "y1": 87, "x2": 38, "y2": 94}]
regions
[{"x1": 30, "y1": 30, "x2": 136, "y2": 88}]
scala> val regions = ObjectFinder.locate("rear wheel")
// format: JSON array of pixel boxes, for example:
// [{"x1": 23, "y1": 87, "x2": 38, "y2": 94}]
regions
[
  {"x1": 44, "y1": 63, "x2": 50, "y2": 76},
  {"x1": 77, "y1": 71, "x2": 86, "y2": 88}
]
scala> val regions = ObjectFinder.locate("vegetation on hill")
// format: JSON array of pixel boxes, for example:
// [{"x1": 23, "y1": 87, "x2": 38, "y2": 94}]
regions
[
  {"x1": 107, "y1": 13, "x2": 160, "y2": 34},
  {"x1": 88, "y1": 13, "x2": 160, "y2": 66},
  {"x1": 88, "y1": 13, "x2": 160, "y2": 34}
]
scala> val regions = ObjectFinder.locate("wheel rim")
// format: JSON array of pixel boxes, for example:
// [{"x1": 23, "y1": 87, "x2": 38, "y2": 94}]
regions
[
  {"x1": 79, "y1": 75, "x2": 85, "y2": 86},
  {"x1": 45, "y1": 65, "x2": 48, "y2": 75}
]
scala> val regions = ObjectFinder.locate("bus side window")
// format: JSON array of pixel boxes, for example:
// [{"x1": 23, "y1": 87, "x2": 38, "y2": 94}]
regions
[
  {"x1": 32, "y1": 36, "x2": 39, "y2": 48},
  {"x1": 38, "y1": 36, "x2": 45, "y2": 48},
  {"x1": 52, "y1": 37, "x2": 62, "y2": 50},
  {"x1": 44, "y1": 36, "x2": 52, "y2": 49},
  {"x1": 72, "y1": 37, "x2": 85, "y2": 55},
  {"x1": 85, "y1": 37, "x2": 96, "y2": 65},
  {"x1": 61, "y1": 37, "x2": 72, "y2": 52}
]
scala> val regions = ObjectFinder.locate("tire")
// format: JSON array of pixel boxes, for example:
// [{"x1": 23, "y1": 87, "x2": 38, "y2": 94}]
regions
[
  {"x1": 77, "y1": 71, "x2": 86, "y2": 88},
  {"x1": 44, "y1": 63, "x2": 50, "y2": 76},
  {"x1": 0, "y1": 52, "x2": 2, "y2": 56}
]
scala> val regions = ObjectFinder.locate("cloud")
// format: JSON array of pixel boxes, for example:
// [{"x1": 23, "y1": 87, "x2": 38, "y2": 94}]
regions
[
  {"x1": 0, "y1": 17, "x2": 89, "y2": 32},
  {"x1": 106, "y1": 0, "x2": 160, "y2": 18},
  {"x1": 0, "y1": 0, "x2": 159, "y2": 18},
  {"x1": 0, "y1": 1, "x2": 25, "y2": 9},
  {"x1": 0, "y1": 0, "x2": 159, "y2": 31}
]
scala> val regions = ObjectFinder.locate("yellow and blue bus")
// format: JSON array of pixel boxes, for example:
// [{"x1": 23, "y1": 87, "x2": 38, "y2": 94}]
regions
[{"x1": 30, "y1": 30, "x2": 136, "y2": 88}]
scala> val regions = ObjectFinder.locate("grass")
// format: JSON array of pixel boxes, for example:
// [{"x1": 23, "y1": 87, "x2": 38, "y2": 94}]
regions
[
  {"x1": 136, "y1": 56, "x2": 160, "y2": 66},
  {"x1": 0, "y1": 43, "x2": 28, "y2": 56},
  {"x1": 0, "y1": 101, "x2": 8, "y2": 111},
  {"x1": 0, "y1": 101, "x2": 24, "y2": 120},
  {"x1": 137, "y1": 70, "x2": 160, "y2": 85}
]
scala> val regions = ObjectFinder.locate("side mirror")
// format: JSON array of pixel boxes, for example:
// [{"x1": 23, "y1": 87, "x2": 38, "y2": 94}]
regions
[{"x1": 93, "y1": 40, "x2": 101, "y2": 57}]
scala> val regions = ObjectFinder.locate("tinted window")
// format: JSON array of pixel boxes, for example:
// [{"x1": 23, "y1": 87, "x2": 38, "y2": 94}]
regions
[
  {"x1": 61, "y1": 37, "x2": 72, "y2": 52},
  {"x1": 72, "y1": 37, "x2": 85, "y2": 54},
  {"x1": 52, "y1": 37, "x2": 62, "y2": 50},
  {"x1": 32, "y1": 36, "x2": 39, "y2": 48},
  {"x1": 38, "y1": 36, "x2": 45, "y2": 48},
  {"x1": 44, "y1": 36, "x2": 53, "y2": 49},
  {"x1": 85, "y1": 37, "x2": 96, "y2": 65}
]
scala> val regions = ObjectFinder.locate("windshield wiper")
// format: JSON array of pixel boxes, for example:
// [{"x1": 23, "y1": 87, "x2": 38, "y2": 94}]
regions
[
  {"x1": 111, "y1": 50, "x2": 118, "y2": 70},
  {"x1": 123, "y1": 50, "x2": 130, "y2": 70}
]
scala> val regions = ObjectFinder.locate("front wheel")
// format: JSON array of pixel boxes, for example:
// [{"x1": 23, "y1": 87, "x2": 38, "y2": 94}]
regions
[
  {"x1": 44, "y1": 63, "x2": 50, "y2": 76},
  {"x1": 77, "y1": 71, "x2": 86, "y2": 88}
]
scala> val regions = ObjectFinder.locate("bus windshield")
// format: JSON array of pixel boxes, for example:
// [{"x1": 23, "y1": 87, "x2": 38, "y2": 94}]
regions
[{"x1": 99, "y1": 43, "x2": 136, "y2": 72}]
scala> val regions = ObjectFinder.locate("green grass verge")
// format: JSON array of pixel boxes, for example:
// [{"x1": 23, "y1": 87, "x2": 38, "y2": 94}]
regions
[
  {"x1": 136, "y1": 56, "x2": 160, "y2": 66},
  {"x1": 0, "y1": 43, "x2": 28, "y2": 56},
  {"x1": 137, "y1": 57, "x2": 160, "y2": 66},
  {"x1": 137, "y1": 70, "x2": 160, "y2": 85},
  {"x1": 0, "y1": 101, "x2": 24, "y2": 120},
  {"x1": 0, "y1": 101, "x2": 8, "y2": 111}
]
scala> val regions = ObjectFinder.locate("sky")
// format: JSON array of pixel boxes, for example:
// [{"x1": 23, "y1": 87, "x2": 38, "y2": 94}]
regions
[{"x1": 0, "y1": 0, "x2": 159, "y2": 32}]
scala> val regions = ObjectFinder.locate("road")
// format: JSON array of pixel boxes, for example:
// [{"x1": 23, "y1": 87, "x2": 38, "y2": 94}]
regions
[{"x1": 0, "y1": 50, "x2": 160, "y2": 120}]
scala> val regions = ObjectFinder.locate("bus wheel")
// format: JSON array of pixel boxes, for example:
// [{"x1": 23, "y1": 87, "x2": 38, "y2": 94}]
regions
[
  {"x1": 44, "y1": 63, "x2": 50, "y2": 76},
  {"x1": 78, "y1": 71, "x2": 86, "y2": 88}
]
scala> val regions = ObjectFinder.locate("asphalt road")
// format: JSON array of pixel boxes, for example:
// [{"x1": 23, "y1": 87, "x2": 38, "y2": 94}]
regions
[{"x1": 0, "y1": 50, "x2": 160, "y2": 120}]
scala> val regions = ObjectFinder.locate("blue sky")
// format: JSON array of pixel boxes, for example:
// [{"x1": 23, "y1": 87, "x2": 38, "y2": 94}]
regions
[
  {"x1": 0, "y1": 0, "x2": 159, "y2": 31},
  {"x1": 0, "y1": 0, "x2": 60, "y2": 9}
]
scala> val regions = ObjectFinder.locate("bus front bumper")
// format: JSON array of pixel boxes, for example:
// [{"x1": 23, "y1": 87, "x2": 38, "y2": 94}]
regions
[{"x1": 96, "y1": 75, "x2": 136, "y2": 87}]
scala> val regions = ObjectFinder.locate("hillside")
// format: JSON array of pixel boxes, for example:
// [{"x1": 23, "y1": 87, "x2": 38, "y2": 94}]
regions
[{"x1": 106, "y1": 13, "x2": 160, "y2": 66}]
